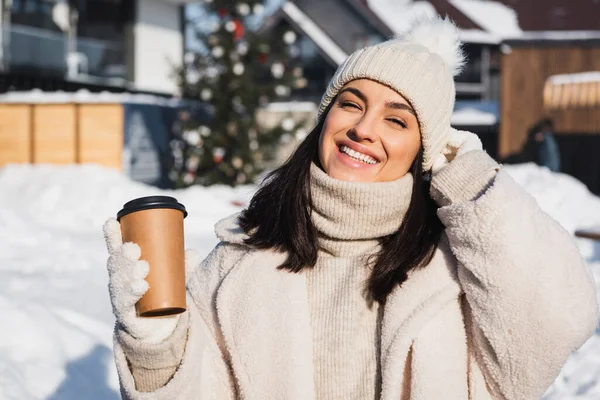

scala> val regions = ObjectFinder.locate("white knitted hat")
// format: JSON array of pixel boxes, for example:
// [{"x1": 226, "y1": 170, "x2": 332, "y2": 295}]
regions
[{"x1": 317, "y1": 16, "x2": 465, "y2": 171}]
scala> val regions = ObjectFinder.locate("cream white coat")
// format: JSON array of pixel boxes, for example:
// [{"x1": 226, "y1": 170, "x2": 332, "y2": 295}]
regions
[{"x1": 113, "y1": 170, "x2": 599, "y2": 399}]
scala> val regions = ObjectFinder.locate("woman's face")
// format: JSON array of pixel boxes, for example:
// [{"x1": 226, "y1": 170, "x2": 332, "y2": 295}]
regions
[{"x1": 318, "y1": 79, "x2": 421, "y2": 182}]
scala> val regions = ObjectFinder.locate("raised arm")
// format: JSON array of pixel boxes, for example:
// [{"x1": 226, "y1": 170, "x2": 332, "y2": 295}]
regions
[{"x1": 431, "y1": 150, "x2": 599, "y2": 399}]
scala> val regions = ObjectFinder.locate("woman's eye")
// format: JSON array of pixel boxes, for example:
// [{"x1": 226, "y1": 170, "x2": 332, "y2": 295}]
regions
[
  {"x1": 388, "y1": 118, "x2": 406, "y2": 128},
  {"x1": 340, "y1": 101, "x2": 360, "y2": 110}
]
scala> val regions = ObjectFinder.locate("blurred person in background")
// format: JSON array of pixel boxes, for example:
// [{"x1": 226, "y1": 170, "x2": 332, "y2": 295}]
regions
[
  {"x1": 520, "y1": 118, "x2": 561, "y2": 172},
  {"x1": 102, "y1": 17, "x2": 598, "y2": 400},
  {"x1": 534, "y1": 118, "x2": 561, "y2": 172}
]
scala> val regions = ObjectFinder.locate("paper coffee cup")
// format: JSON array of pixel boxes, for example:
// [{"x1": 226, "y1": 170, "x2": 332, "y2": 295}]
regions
[{"x1": 117, "y1": 196, "x2": 188, "y2": 317}]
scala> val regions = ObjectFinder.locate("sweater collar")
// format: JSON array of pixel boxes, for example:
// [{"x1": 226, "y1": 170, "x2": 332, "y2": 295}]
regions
[{"x1": 309, "y1": 163, "x2": 413, "y2": 257}]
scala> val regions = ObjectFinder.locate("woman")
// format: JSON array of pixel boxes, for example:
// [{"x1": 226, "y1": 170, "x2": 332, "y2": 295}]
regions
[{"x1": 103, "y1": 17, "x2": 598, "y2": 399}]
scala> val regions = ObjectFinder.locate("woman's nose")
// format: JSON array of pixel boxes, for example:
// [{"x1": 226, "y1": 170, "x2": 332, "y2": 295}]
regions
[{"x1": 350, "y1": 116, "x2": 377, "y2": 143}]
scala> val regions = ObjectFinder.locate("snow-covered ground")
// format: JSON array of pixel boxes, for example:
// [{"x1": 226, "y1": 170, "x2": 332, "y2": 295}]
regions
[{"x1": 0, "y1": 162, "x2": 598, "y2": 399}]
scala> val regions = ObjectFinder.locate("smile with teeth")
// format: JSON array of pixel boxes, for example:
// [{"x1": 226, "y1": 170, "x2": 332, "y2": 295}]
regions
[{"x1": 339, "y1": 145, "x2": 378, "y2": 164}]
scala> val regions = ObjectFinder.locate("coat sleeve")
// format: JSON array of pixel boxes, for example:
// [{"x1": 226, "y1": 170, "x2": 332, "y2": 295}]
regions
[
  {"x1": 431, "y1": 151, "x2": 599, "y2": 399},
  {"x1": 113, "y1": 243, "x2": 238, "y2": 400}
]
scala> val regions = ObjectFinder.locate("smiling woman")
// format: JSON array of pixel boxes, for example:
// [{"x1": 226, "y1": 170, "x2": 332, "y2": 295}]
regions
[
  {"x1": 319, "y1": 80, "x2": 421, "y2": 182},
  {"x1": 102, "y1": 16, "x2": 598, "y2": 400}
]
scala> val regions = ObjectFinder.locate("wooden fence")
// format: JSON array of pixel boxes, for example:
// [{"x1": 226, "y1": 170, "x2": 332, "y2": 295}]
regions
[{"x1": 0, "y1": 103, "x2": 124, "y2": 169}]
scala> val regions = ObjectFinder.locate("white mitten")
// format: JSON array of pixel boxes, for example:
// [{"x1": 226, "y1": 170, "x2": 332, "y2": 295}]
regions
[
  {"x1": 103, "y1": 218, "x2": 201, "y2": 344},
  {"x1": 431, "y1": 128, "x2": 483, "y2": 174}
]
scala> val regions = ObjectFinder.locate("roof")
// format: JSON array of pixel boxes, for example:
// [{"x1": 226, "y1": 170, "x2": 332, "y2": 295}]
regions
[
  {"x1": 265, "y1": 1, "x2": 348, "y2": 66},
  {"x1": 367, "y1": 0, "x2": 509, "y2": 44},
  {"x1": 449, "y1": 0, "x2": 522, "y2": 38},
  {"x1": 494, "y1": 0, "x2": 600, "y2": 31},
  {"x1": 502, "y1": 31, "x2": 600, "y2": 46},
  {"x1": 344, "y1": 0, "x2": 394, "y2": 37},
  {"x1": 0, "y1": 89, "x2": 197, "y2": 107},
  {"x1": 367, "y1": 0, "x2": 600, "y2": 44},
  {"x1": 544, "y1": 72, "x2": 600, "y2": 109},
  {"x1": 367, "y1": 0, "x2": 438, "y2": 36}
]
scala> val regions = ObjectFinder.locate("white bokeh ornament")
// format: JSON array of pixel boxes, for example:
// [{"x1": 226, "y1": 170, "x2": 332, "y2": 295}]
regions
[
  {"x1": 212, "y1": 46, "x2": 224, "y2": 58},
  {"x1": 186, "y1": 156, "x2": 200, "y2": 170},
  {"x1": 184, "y1": 130, "x2": 201, "y2": 146},
  {"x1": 205, "y1": 66, "x2": 219, "y2": 79},
  {"x1": 200, "y1": 88, "x2": 212, "y2": 101},
  {"x1": 271, "y1": 62, "x2": 284, "y2": 79},
  {"x1": 295, "y1": 77, "x2": 308, "y2": 88},
  {"x1": 253, "y1": 3, "x2": 264, "y2": 15},
  {"x1": 186, "y1": 69, "x2": 200, "y2": 84},
  {"x1": 184, "y1": 52, "x2": 195, "y2": 64},
  {"x1": 225, "y1": 21, "x2": 236, "y2": 32},
  {"x1": 283, "y1": 31, "x2": 297, "y2": 45},
  {"x1": 233, "y1": 62, "x2": 245, "y2": 75},
  {"x1": 295, "y1": 128, "x2": 308, "y2": 140},
  {"x1": 232, "y1": 157, "x2": 243, "y2": 169},
  {"x1": 183, "y1": 172, "x2": 195, "y2": 184},
  {"x1": 237, "y1": 41, "x2": 249, "y2": 55},
  {"x1": 237, "y1": 3, "x2": 250, "y2": 16},
  {"x1": 199, "y1": 125, "x2": 211, "y2": 137},
  {"x1": 275, "y1": 85, "x2": 291, "y2": 96},
  {"x1": 281, "y1": 118, "x2": 295, "y2": 131}
]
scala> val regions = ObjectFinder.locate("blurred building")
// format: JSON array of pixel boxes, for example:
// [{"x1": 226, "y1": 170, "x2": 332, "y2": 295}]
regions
[
  {"x1": 0, "y1": 0, "x2": 192, "y2": 96},
  {"x1": 262, "y1": 0, "x2": 600, "y2": 192},
  {"x1": 0, "y1": 0, "x2": 205, "y2": 188}
]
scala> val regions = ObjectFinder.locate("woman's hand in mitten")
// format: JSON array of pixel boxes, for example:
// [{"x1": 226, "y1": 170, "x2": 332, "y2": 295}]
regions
[
  {"x1": 429, "y1": 129, "x2": 500, "y2": 207},
  {"x1": 431, "y1": 128, "x2": 483, "y2": 174},
  {"x1": 103, "y1": 218, "x2": 201, "y2": 344}
]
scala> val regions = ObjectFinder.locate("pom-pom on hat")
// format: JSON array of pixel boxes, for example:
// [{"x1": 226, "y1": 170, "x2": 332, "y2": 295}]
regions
[{"x1": 317, "y1": 16, "x2": 465, "y2": 171}]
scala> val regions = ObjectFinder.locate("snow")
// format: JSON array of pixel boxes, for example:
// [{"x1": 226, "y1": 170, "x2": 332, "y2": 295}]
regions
[
  {"x1": 0, "y1": 161, "x2": 599, "y2": 399},
  {"x1": 507, "y1": 31, "x2": 600, "y2": 42},
  {"x1": 264, "y1": 101, "x2": 317, "y2": 113},
  {"x1": 368, "y1": 0, "x2": 438, "y2": 36},
  {"x1": 0, "y1": 89, "x2": 192, "y2": 107},
  {"x1": 452, "y1": 100, "x2": 499, "y2": 126},
  {"x1": 547, "y1": 72, "x2": 600, "y2": 86},
  {"x1": 368, "y1": 0, "x2": 511, "y2": 44},
  {"x1": 451, "y1": 107, "x2": 497, "y2": 126},
  {"x1": 458, "y1": 29, "x2": 501, "y2": 45},
  {"x1": 281, "y1": 1, "x2": 348, "y2": 65},
  {"x1": 449, "y1": 0, "x2": 522, "y2": 38}
]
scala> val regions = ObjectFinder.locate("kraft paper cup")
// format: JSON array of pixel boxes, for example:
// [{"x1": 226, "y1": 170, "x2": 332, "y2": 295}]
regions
[{"x1": 117, "y1": 196, "x2": 188, "y2": 317}]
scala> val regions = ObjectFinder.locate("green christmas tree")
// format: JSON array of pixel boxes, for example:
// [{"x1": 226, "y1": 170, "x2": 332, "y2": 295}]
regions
[{"x1": 171, "y1": 0, "x2": 306, "y2": 187}]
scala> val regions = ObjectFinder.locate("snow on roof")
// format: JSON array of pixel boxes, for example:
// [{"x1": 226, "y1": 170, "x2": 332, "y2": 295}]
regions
[
  {"x1": 368, "y1": 0, "x2": 503, "y2": 44},
  {"x1": 449, "y1": 0, "x2": 522, "y2": 38},
  {"x1": 264, "y1": 101, "x2": 317, "y2": 113},
  {"x1": 547, "y1": 72, "x2": 600, "y2": 85},
  {"x1": 282, "y1": 1, "x2": 348, "y2": 65},
  {"x1": 0, "y1": 89, "x2": 192, "y2": 107},
  {"x1": 367, "y1": 0, "x2": 437, "y2": 36},
  {"x1": 451, "y1": 107, "x2": 497, "y2": 126},
  {"x1": 458, "y1": 29, "x2": 501, "y2": 44},
  {"x1": 451, "y1": 100, "x2": 499, "y2": 126},
  {"x1": 505, "y1": 30, "x2": 600, "y2": 42}
]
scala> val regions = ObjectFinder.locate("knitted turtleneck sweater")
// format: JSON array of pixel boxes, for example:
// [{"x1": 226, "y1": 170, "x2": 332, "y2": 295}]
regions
[{"x1": 307, "y1": 163, "x2": 413, "y2": 400}]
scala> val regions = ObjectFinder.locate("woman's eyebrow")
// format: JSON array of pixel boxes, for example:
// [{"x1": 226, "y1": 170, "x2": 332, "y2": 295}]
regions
[
  {"x1": 385, "y1": 101, "x2": 416, "y2": 116},
  {"x1": 338, "y1": 87, "x2": 367, "y2": 104}
]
